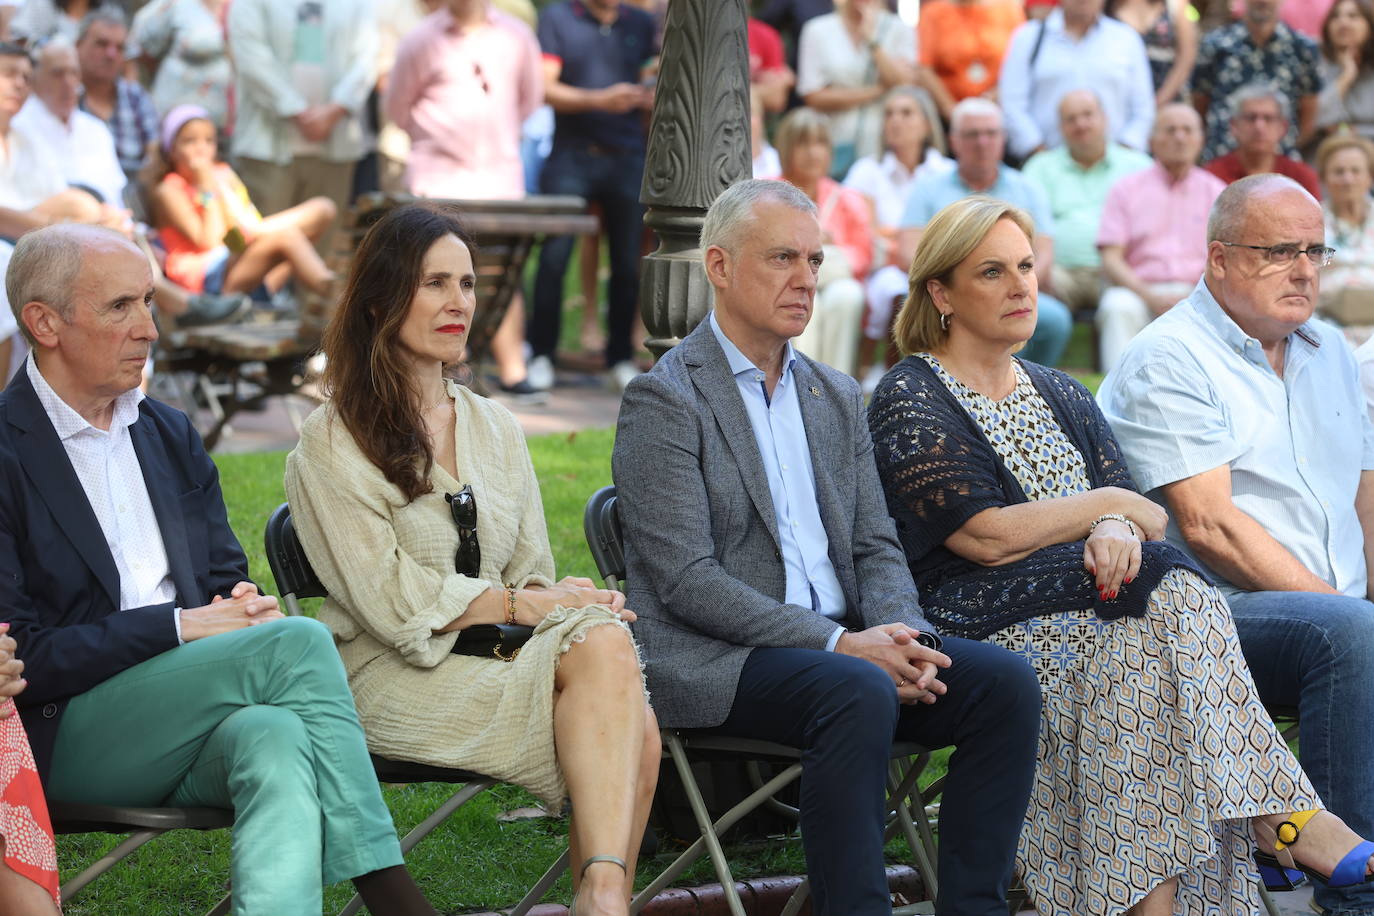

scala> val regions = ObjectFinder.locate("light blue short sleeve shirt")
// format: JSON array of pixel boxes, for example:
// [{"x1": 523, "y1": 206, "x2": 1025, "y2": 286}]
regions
[
  {"x1": 898, "y1": 164, "x2": 1057, "y2": 237},
  {"x1": 1097, "y1": 280, "x2": 1374, "y2": 597}
]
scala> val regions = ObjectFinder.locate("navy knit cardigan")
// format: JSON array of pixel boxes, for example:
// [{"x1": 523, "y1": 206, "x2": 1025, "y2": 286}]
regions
[{"x1": 867, "y1": 355, "x2": 1201, "y2": 641}]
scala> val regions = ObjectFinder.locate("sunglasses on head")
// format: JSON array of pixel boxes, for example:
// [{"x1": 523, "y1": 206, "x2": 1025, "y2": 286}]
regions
[{"x1": 445, "y1": 484, "x2": 480, "y2": 577}]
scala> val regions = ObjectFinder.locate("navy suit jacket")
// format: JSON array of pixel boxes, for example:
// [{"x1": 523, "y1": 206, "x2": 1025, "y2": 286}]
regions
[{"x1": 0, "y1": 366, "x2": 249, "y2": 779}]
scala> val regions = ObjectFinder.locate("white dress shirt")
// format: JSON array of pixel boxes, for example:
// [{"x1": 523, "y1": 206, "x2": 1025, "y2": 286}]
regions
[
  {"x1": 997, "y1": 10, "x2": 1155, "y2": 160},
  {"x1": 0, "y1": 123, "x2": 67, "y2": 350},
  {"x1": 27, "y1": 357, "x2": 179, "y2": 619},
  {"x1": 12, "y1": 96, "x2": 127, "y2": 208}
]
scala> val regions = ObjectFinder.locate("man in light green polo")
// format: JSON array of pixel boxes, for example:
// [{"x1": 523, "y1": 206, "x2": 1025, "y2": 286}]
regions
[{"x1": 1023, "y1": 88, "x2": 1151, "y2": 316}]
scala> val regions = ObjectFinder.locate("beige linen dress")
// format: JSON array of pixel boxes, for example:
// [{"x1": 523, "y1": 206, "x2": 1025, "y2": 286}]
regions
[{"x1": 284, "y1": 380, "x2": 638, "y2": 808}]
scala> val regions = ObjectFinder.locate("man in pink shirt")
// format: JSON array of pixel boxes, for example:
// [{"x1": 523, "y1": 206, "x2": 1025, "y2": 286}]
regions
[
  {"x1": 1095, "y1": 103, "x2": 1226, "y2": 371},
  {"x1": 386, "y1": 0, "x2": 545, "y2": 400},
  {"x1": 386, "y1": 0, "x2": 542, "y2": 199}
]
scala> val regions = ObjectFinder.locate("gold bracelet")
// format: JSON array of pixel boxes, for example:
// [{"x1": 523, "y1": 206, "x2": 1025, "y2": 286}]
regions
[{"x1": 504, "y1": 587, "x2": 518, "y2": 625}]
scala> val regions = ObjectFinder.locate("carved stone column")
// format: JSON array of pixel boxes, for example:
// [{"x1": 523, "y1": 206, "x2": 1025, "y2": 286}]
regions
[{"x1": 638, "y1": 0, "x2": 752, "y2": 356}]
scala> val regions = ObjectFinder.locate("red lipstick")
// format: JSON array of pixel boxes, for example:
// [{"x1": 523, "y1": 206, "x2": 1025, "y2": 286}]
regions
[{"x1": 437, "y1": 324, "x2": 466, "y2": 334}]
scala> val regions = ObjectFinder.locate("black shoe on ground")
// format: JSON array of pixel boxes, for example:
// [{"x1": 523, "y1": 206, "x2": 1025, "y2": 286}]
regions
[{"x1": 497, "y1": 378, "x2": 549, "y2": 405}]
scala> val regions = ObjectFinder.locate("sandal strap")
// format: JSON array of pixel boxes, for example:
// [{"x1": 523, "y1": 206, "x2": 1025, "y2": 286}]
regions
[
  {"x1": 580, "y1": 855, "x2": 627, "y2": 877},
  {"x1": 1274, "y1": 809, "x2": 1321, "y2": 851},
  {"x1": 1330, "y1": 839, "x2": 1374, "y2": 887}
]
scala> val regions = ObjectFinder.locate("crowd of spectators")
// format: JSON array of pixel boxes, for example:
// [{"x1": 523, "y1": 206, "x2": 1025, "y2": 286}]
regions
[
  {"x1": 4, "y1": 4, "x2": 1374, "y2": 915},
  {"x1": 0, "y1": 0, "x2": 1366, "y2": 398},
  {"x1": 747, "y1": 0, "x2": 1374, "y2": 378}
]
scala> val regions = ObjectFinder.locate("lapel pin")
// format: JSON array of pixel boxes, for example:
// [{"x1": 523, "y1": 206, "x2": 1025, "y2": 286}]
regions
[{"x1": 809, "y1": 386, "x2": 820, "y2": 397}]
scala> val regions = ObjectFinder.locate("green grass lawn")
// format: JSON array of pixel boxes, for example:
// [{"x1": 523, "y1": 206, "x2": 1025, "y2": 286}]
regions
[{"x1": 57, "y1": 427, "x2": 934, "y2": 915}]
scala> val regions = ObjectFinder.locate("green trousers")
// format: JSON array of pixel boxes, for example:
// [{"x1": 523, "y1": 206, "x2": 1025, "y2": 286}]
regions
[{"x1": 47, "y1": 616, "x2": 402, "y2": 915}]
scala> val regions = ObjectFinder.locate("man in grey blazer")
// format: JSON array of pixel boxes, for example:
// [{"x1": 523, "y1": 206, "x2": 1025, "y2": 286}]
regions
[{"x1": 613, "y1": 179, "x2": 1041, "y2": 916}]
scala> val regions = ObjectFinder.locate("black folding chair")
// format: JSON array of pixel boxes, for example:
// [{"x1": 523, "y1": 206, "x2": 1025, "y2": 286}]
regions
[
  {"x1": 52, "y1": 802, "x2": 234, "y2": 912},
  {"x1": 263, "y1": 503, "x2": 568, "y2": 916},
  {"x1": 582, "y1": 486, "x2": 941, "y2": 915}
]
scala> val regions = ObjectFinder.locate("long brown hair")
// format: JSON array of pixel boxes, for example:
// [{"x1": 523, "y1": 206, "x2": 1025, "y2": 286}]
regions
[
  {"x1": 1322, "y1": 0, "x2": 1374, "y2": 70},
  {"x1": 323, "y1": 201, "x2": 475, "y2": 502}
]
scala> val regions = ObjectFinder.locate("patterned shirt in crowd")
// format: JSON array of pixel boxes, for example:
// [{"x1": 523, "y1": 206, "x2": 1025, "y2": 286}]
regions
[
  {"x1": 80, "y1": 79, "x2": 160, "y2": 179},
  {"x1": 1192, "y1": 21, "x2": 1321, "y2": 161}
]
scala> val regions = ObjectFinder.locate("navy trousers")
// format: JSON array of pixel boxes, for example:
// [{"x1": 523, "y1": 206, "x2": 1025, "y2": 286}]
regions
[
  {"x1": 714, "y1": 638, "x2": 1041, "y2": 916},
  {"x1": 530, "y1": 144, "x2": 645, "y2": 366}
]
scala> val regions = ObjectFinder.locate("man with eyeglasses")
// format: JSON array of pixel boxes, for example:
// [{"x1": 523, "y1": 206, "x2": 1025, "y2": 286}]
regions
[
  {"x1": 1204, "y1": 84, "x2": 1321, "y2": 200},
  {"x1": 1099, "y1": 173, "x2": 1374, "y2": 916}
]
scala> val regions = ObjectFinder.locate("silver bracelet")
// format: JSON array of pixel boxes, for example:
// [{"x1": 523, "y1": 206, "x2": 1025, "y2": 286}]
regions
[{"x1": 1088, "y1": 513, "x2": 1138, "y2": 540}]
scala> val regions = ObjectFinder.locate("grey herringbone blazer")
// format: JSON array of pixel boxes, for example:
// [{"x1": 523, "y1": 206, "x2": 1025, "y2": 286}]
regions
[{"x1": 612, "y1": 320, "x2": 937, "y2": 730}]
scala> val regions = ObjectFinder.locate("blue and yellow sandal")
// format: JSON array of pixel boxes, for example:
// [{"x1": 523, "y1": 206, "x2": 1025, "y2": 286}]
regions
[{"x1": 1254, "y1": 810, "x2": 1374, "y2": 890}]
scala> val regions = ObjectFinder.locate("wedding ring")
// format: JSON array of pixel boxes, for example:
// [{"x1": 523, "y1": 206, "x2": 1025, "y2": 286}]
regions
[{"x1": 897, "y1": 677, "x2": 907, "y2": 687}]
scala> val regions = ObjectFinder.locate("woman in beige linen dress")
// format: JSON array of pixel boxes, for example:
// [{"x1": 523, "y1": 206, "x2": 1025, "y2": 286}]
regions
[{"x1": 284, "y1": 201, "x2": 659, "y2": 916}]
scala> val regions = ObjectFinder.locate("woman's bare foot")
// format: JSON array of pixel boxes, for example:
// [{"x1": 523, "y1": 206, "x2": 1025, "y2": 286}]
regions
[{"x1": 1255, "y1": 810, "x2": 1374, "y2": 880}]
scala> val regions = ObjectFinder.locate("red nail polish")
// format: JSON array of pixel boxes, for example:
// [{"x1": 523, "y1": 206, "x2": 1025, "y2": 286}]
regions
[
  {"x1": 1110, "y1": 590, "x2": 1118, "y2": 599},
  {"x1": 1124, "y1": 577, "x2": 1133, "y2": 585}
]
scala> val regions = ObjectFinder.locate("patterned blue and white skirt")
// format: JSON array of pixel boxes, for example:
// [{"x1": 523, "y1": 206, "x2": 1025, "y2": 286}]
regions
[{"x1": 989, "y1": 568, "x2": 1318, "y2": 915}]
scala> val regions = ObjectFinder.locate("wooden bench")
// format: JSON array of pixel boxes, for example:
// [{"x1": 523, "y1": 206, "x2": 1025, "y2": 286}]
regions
[{"x1": 154, "y1": 193, "x2": 598, "y2": 450}]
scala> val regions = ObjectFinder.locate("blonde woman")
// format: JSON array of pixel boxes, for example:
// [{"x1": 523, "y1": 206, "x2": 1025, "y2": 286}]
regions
[
  {"x1": 775, "y1": 107, "x2": 872, "y2": 377},
  {"x1": 866, "y1": 195, "x2": 1374, "y2": 914}
]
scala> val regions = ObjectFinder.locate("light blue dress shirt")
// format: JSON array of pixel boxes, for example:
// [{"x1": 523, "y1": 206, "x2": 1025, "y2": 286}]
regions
[
  {"x1": 996, "y1": 10, "x2": 1156, "y2": 160},
  {"x1": 1098, "y1": 280, "x2": 1374, "y2": 597},
  {"x1": 898, "y1": 164, "x2": 1056, "y2": 235},
  {"x1": 709, "y1": 313, "x2": 847, "y2": 650}
]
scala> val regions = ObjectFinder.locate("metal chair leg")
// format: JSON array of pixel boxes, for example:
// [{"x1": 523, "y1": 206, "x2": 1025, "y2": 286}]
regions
[
  {"x1": 1258, "y1": 879, "x2": 1283, "y2": 916},
  {"x1": 509, "y1": 847, "x2": 571, "y2": 916},
  {"x1": 60, "y1": 829, "x2": 164, "y2": 902},
  {"x1": 631, "y1": 732, "x2": 806, "y2": 914}
]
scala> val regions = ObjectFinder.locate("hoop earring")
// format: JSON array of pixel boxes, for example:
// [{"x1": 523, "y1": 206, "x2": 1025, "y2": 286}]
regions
[{"x1": 939, "y1": 312, "x2": 950, "y2": 331}]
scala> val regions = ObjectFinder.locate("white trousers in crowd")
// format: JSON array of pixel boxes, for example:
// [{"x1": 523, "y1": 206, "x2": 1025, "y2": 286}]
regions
[
  {"x1": 864, "y1": 265, "x2": 908, "y2": 342},
  {"x1": 1096, "y1": 281, "x2": 1193, "y2": 372},
  {"x1": 795, "y1": 277, "x2": 865, "y2": 377}
]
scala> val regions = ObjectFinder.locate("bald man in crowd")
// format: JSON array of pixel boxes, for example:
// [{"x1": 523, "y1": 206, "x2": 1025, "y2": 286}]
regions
[{"x1": 1094, "y1": 104, "x2": 1226, "y2": 371}]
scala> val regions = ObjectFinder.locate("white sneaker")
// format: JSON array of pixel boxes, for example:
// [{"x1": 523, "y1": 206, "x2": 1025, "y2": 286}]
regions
[
  {"x1": 861, "y1": 364, "x2": 886, "y2": 397},
  {"x1": 608, "y1": 360, "x2": 640, "y2": 392},
  {"x1": 527, "y1": 355, "x2": 555, "y2": 391}
]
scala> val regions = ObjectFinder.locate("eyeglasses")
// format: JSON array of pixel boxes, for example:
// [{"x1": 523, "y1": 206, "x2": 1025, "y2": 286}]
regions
[
  {"x1": 1236, "y1": 112, "x2": 1283, "y2": 124},
  {"x1": 1218, "y1": 241, "x2": 1335, "y2": 268},
  {"x1": 445, "y1": 484, "x2": 480, "y2": 577}
]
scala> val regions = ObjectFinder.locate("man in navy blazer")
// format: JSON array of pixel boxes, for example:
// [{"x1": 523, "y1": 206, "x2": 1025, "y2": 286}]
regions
[
  {"x1": 613, "y1": 180, "x2": 1041, "y2": 915},
  {"x1": 0, "y1": 224, "x2": 438, "y2": 915}
]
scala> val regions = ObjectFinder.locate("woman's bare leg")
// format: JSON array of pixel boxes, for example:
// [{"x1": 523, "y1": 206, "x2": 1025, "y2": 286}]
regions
[
  {"x1": 622, "y1": 705, "x2": 659, "y2": 898},
  {"x1": 492, "y1": 294, "x2": 530, "y2": 387},
  {"x1": 564, "y1": 710, "x2": 658, "y2": 905},
  {"x1": 223, "y1": 227, "x2": 334, "y2": 296},
  {"x1": 0, "y1": 841, "x2": 59, "y2": 916},
  {"x1": 554, "y1": 625, "x2": 648, "y2": 916},
  {"x1": 1124, "y1": 876, "x2": 1176, "y2": 915},
  {"x1": 578, "y1": 229, "x2": 604, "y2": 354},
  {"x1": 257, "y1": 196, "x2": 337, "y2": 242}
]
